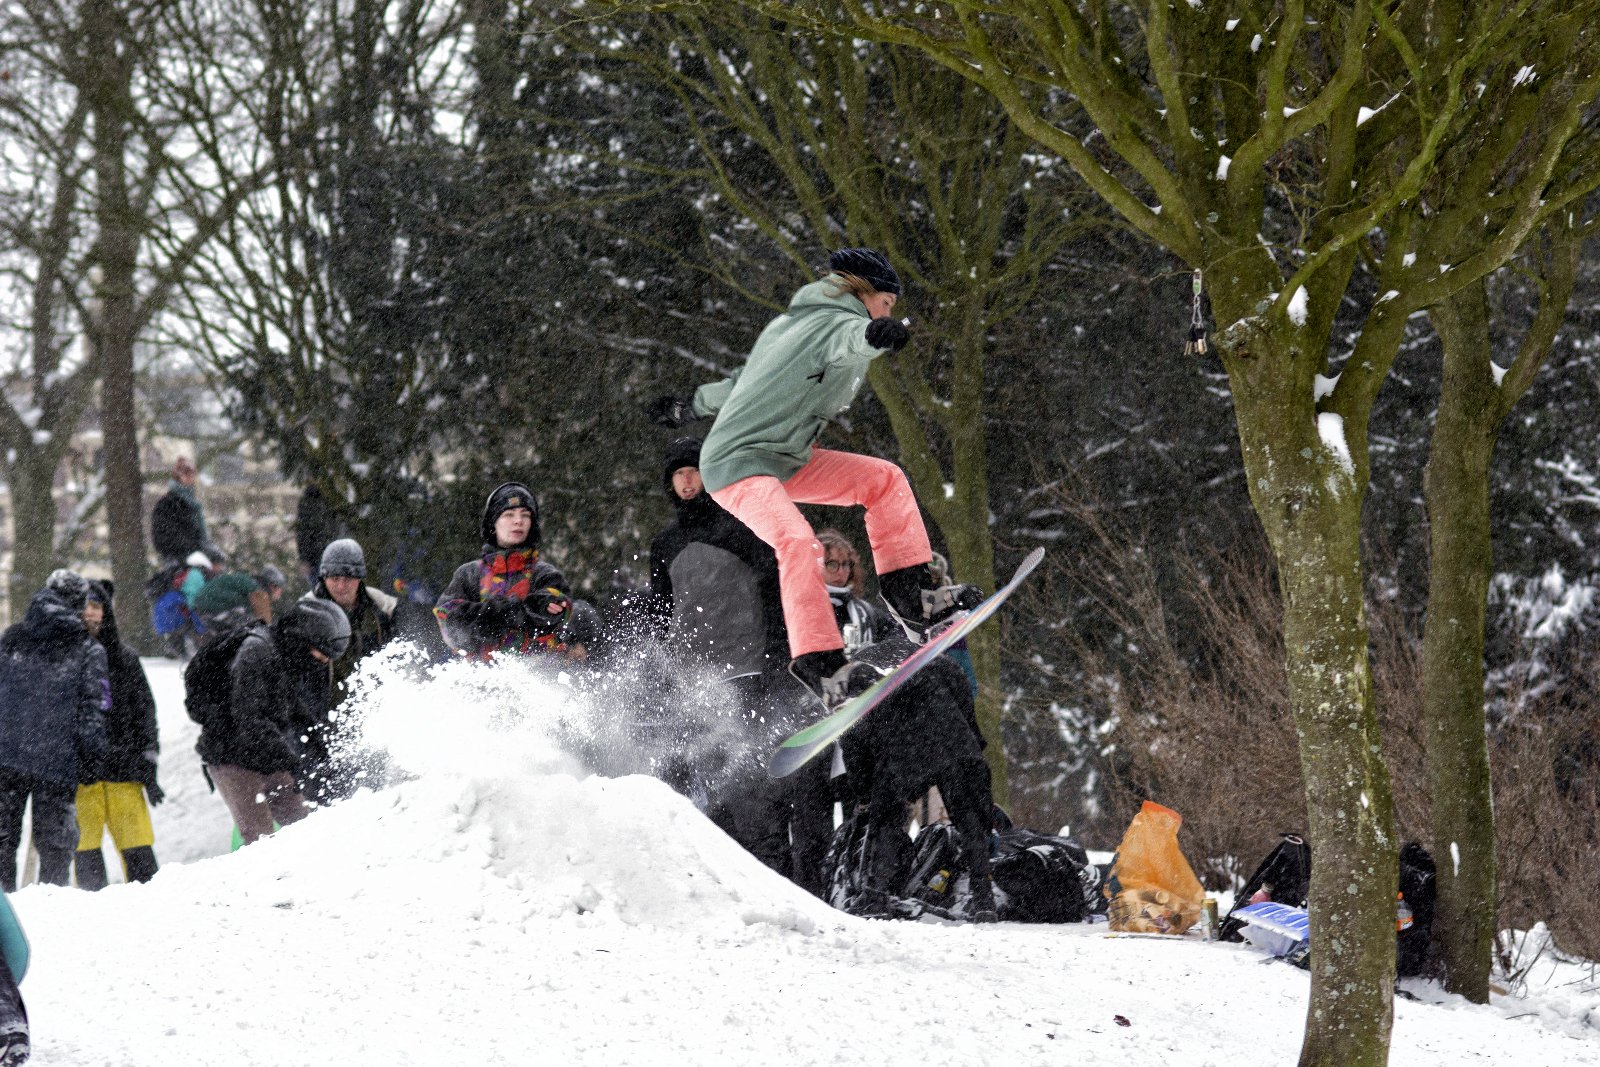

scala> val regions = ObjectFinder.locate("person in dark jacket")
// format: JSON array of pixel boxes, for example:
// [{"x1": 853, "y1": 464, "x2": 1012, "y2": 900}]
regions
[
  {"x1": 190, "y1": 565, "x2": 286, "y2": 639},
  {"x1": 837, "y1": 635, "x2": 997, "y2": 921},
  {"x1": 645, "y1": 438, "x2": 813, "y2": 885},
  {"x1": 303, "y1": 538, "x2": 397, "y2": 801},
  {"x1": 0, "y1": 571, "x2": 111, "y2": 891},
  {"x1": 434, "y1": 483, "x2": 572, "y2": 658},
  {"x1": 74, "y1": 581, "x2": 162, "y2": 889},
  {"x1": 196, "y1": 599, "x2": 350, "y2": 845},
  {"x1": 149, "y1": 456, "x2": 209, "y2": 564}
]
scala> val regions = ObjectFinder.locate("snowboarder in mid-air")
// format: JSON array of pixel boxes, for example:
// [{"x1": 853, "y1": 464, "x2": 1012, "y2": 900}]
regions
[{"x1": 648, "y1": 248, "x2": 980, "y2": 707}]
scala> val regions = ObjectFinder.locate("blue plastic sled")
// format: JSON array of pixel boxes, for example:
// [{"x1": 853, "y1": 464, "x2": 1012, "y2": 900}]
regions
[{"x1": 0, "y1": 893, "x2": 29, "y2": 983}]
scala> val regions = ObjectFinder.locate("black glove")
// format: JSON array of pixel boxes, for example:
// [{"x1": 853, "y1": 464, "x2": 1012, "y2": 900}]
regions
[
  {"x1": 464, "y1": 597, "x2": 521, "y2": 637},
  {"x1": 646, "y1": 394, "x2": 698, "y2": 428},
  {"x1": 145, "y1": 781, "x2": 166, "y2": 807},
  {"x1": 522, "y1": 589, "x2": 572, "y2": 633},
  {"x1": 865, "y1": 317, "x2": 910, "y2": 352}
]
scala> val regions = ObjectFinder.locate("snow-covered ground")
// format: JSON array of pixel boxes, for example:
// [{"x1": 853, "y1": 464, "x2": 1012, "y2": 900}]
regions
[{"x1": 9, "y1": 651, "x2": 1599, "y2": 1065}]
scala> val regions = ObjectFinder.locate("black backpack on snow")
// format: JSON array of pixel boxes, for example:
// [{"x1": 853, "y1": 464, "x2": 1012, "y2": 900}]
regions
[
  {"x1": 1219, "y1": 832, "x2": 1311, "y2": 942},
  {"x1": 1395, "y1": 842, "x2": 1437, "y2": 978},
  {"x1": 990, "y1": 829, "x2": 1106, "y2": 923},
  {"x1": 182, "y1": 625, "x2": 256, "y2": 729},
  {"x1": 903, "y1": 823, "x2": 1103, "y2": 923},
  {"x1": 1222, "y1": 833, "x2": 1437, "y2": 978}
]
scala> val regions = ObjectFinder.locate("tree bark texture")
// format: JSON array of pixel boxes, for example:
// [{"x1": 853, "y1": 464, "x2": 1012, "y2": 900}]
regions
[
  {"x1": 1221, "y1": 302, "x2": 1398, "y2": 1067},
  {"x1": 86, "y1": 0, "x2": 153, "y2": 649},
  {"x1": 1421, "y1": 283, "x2": 1500, "y2": 1003}
]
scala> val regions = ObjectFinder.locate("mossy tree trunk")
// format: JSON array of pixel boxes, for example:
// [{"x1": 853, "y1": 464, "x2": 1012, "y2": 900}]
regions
[{"x1": 1421, "y1": 224, "x2": 1583, "y2": 1001}]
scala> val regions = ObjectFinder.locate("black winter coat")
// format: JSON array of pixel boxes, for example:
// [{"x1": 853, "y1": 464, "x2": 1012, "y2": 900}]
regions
[
  {"x1": 647, "y1": 493, "x2": 787, "y2": 678},
  {"x1": 195, "y1": 623, "x2": 328, "y2": 775},
  {"x1": 91, "y1": 590, "x2": 160, "y2": 786},
  {"x1": 150, "y1": 485, "x2": 206, "y2": 562},
  {"x1": 839, "y1": 636, "x2": 986, "y2": 805},
  {"x1": 0, "y1": 590, "x2": 111, "y2": 788}
]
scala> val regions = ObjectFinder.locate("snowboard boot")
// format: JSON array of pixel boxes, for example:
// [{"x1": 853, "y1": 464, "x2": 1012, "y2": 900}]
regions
[
  {"x1": 879, "y1": 563, "x2": 984, "y2": 642},
  {"x1": 74, "y1": 849, "x2": 108, "y2": 891},
  {"x1": 788, "y1": 649, "x2": 874, "y2": 709},
  {"x1": 122, "y1": 846, "x2": 159, "y2": 884}
]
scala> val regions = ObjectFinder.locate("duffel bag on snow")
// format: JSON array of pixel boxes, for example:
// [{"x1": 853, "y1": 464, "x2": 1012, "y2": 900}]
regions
[{"x1": 903, "y1": 821, "x2": 1103, "y2": 923}]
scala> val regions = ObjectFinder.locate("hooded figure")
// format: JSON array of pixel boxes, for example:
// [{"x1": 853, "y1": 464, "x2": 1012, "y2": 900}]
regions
[
  {"x1": 433, "y1": 482, "x2": 571, "y2": 658},
  {"x1": 197, "y1": 599, "x2": 350, "y2": 846},
  {"x1": 0, "y1": 573, "x2": 111, "y2": 890},
  {"x1": 74, "y1": 581, "x2": 162, "y2": 889}
]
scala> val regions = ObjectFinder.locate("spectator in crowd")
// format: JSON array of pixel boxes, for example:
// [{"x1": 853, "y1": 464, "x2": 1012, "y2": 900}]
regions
[
  {"x1": 150, "y1": 456, "x2": 212, "y2": 565},
  {"x1": 191, "y1": 564, "x2": 288, "y2": 638},
  {"x1": 74, "y1": 581, "x2": 162, "y2": 889},
  {"x1": 0, "y1": 571, "x2": 110, "y2": 890},
  {"x1": 645, "y1": 437, "x2": 808, "y2": 885},
  {"x1": 434, "y1": 483, "x2": 572, "y2": 659},
  {"x1": 194, "y1": 599, "x2": 350, "y2": 845},
  {"x1": 304, "y1": 539, "x2": 397, "y2": 800},
  {"x1": 816, "y1": 530, "x2": 896, "y2": 652},
  {"x1": 310, "y1": 539, "x2": 397, "y2": 685}
]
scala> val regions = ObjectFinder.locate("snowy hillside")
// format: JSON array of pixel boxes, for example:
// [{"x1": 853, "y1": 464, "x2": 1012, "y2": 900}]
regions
[{"x1": 8, "y1": 653, "x2": 1598, "y2": 1066}]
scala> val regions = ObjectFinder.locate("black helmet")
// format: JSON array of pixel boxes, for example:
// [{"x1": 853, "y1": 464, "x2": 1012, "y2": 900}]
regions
[
  {"x1": 278, "y1": 598, "x2": 351, "y2": 660},
  {"x1": 481, "y1": 482, "x2": 540, "y2": 548}
]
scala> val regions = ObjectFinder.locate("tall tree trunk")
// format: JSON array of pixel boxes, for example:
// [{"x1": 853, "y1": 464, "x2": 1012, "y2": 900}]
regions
[
  {"x1": 1226, "y1": 319, "x2": 1398, "y2": 1067},
  {"x1": 7, "y1": 459, "x2": 62, "y2": 618},
  {"x1": 86, "y1": 0, "x2": 152, "y2": 648},
  {"x1": 1421, "y1": 281, "x2": 1499, "y2": 1003}
]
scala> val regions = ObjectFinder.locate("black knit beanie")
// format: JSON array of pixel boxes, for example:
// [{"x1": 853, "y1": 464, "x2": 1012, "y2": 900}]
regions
[
  {"x1": 662, "y1": 437, "x2": 703, "y2": 497},
  {"x1": 828, "y1": 248, "x2": 901, "y2": 295},
  {"x1": 481, "y1": 482, "x2": 541, "y2": 548}
]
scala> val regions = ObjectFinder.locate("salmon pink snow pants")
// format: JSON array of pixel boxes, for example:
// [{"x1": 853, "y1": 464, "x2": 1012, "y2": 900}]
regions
[{"x1": 711, "y1": 448, "x2": 931, "y2": 658}]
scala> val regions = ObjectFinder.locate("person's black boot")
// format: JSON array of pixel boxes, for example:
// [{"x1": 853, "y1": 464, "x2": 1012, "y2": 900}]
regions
[
  {"x1": 121, "y1": 846, "x2": 159, "y2": 884},
  {"x1": 75, "y1": 849, "x2": 108, "y2": 891},
  {"x1": 968, "y1": 874, "x2": 999, "y2": 923},
  {"x1": 879, "y1": 563, "x2": 984, "y2": 641}
]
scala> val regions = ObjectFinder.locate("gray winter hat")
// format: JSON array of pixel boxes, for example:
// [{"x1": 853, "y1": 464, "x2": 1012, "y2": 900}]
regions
[
  {"x1": 45, "y1": 568, "x2": 90, "y2": 611},
  {"x1": 318, "y1": 538, "x2": 367, "y2": 579}
]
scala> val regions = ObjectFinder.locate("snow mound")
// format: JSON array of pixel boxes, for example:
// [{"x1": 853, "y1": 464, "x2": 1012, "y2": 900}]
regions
[{"x1": 155, "y1": 644, "x2": 839, "y2": 936}]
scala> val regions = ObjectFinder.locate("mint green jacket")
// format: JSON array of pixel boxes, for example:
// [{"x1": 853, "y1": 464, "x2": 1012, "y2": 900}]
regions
[{"x1": 694, "y1": 278, "x2": 885, "y2": 492}]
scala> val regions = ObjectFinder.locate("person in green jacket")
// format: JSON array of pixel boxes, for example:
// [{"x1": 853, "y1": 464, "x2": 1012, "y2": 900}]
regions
[{"x1": 648, "y1": 248, "x2": 978, "y2": 706}]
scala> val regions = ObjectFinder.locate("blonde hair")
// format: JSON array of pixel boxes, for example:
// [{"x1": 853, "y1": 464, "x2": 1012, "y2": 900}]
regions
[
  {"x1": 825, "y1": 271, "x2": 881, "y2": 302},
  {"x1": 816, "y1": 528, "x2": 866, "y2": 598}
]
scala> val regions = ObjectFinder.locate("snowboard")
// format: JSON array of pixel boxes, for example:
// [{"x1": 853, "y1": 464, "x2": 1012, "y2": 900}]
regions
[{"x1": 767, "y1": 547, "x2": 1045, "y2": 779}]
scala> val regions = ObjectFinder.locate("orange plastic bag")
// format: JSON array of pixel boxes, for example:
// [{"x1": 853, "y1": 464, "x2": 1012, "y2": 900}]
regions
[{"x1": 1104, "y1": 801, "x2": 1206, "y2": 935}]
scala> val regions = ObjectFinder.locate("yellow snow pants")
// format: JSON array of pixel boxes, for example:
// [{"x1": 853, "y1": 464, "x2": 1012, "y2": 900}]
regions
[{"x1": 76, "y1": 782, "x2": 154, "y2": 851}]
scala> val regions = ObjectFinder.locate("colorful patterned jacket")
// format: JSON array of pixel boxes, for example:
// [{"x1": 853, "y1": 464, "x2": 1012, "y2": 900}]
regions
[{"x1": 433, "y1": 547, "x2": 570, "y2": 658}]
